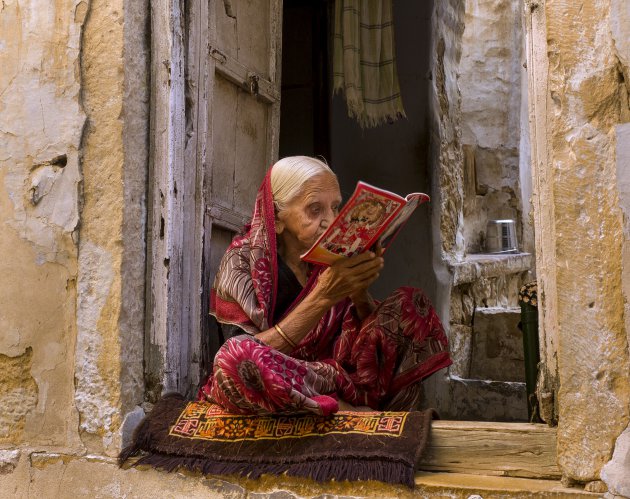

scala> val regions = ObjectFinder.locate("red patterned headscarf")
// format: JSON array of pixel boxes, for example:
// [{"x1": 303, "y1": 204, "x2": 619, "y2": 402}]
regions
[{"x1": 210, "y1": 169, "x2": 279, "y2": 333}]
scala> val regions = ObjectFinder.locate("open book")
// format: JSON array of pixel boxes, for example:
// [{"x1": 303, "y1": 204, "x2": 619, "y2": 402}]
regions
[{"x1": 300, "y1": 181, "x2": 430, "y2": 266}]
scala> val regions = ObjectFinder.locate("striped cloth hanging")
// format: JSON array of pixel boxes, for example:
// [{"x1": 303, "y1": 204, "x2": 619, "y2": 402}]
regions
[{"x1": 333, "y1": 0, "x2": 406, "y2": 128}]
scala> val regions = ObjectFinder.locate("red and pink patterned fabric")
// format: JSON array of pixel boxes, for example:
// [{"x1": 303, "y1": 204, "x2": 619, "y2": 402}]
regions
[{"x1": 199, "y1": 170, "x2": 451, "y2": 416}]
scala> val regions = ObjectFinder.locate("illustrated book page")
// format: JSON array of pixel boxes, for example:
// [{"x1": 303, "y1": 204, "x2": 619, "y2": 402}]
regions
[{"x1": 300, "y1": 181, "x2": 429, "y2": 266}]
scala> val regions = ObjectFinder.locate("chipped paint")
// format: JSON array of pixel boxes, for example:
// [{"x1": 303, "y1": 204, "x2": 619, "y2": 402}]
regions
[{"x1": 0, "y1": 0, "x2": 84, "y2": 449}]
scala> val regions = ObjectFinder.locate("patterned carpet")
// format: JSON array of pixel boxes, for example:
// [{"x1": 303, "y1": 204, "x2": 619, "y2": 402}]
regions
[{"x1": 119, "y1": 393, "x2": 436, "y2": 487}]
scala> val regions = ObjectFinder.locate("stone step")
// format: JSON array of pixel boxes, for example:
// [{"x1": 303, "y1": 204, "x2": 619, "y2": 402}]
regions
[
  {"x1": 414, "y1": 472, "x2": 601, "y2": 498},
  {"x1": 470, "y1": 307, "x2": 525, "y2": 383},
  {"x1": 13, "y1": 451, "x2": 603, "y2": 498}
]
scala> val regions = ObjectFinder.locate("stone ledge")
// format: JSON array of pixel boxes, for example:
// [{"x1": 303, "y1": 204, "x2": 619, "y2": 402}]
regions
[
  {"x1": 414, "y1": 472, "x2": 600, "y2": 497},
  {"x1": 448, "y1": 253, "x2": 533, "y2": 286},
  {"x1": 0, "y1": 452, "x2": 600, "y2": 498}
]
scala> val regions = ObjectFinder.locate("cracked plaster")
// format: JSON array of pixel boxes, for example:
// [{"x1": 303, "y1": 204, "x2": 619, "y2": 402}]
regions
[
  {"x1": 0, "y1": 0, "x2": 147, "y2": 457},
  {"x1": 0, "y1": 0, "x2": 84, "y2": 449}
]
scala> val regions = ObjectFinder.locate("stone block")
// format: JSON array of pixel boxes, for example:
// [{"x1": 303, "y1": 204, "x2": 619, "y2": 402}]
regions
[
  {"x1": 120, "y1": 406, "x2": 145, "y2": 449},
  {"x1": 443, "y1": 376, "x2": 527, "y2": 422},
  {"x1": 450, "y1": 288, "x2": 465, "y2": 324},
  {"x1": 0, "y1": 450, "x2": 20, "y2": 474},
  {"x1": 449, "y1": 324, "x2": 473, "y2": 378},
  {"x1": 601, "y1": 426, "x2": 630, "y2": 498},
  {"x1": 470, "y1": 307, "x2": 525, "y2": 382}
]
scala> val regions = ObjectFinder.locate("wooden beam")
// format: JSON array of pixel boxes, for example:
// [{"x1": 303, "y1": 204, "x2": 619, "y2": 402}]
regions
[
  {"x1": 208, "y1": 45, "x2": 280, "y2": 104},
  {"x1": 419, "y1": 421, "x2": 560, "y2": 479},
  {"x1": 207, "y1": 203, "x2": 249, "y2": 233}
]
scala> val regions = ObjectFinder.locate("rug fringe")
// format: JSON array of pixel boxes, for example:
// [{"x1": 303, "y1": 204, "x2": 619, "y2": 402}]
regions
[{"x1": 134, "y1": 453, "x2": 414, "y2": 488}]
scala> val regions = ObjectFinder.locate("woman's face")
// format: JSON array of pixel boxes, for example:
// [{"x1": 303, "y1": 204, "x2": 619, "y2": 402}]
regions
[{"x1": 277, "y1": 173, "x2": 342, "y2": 254}]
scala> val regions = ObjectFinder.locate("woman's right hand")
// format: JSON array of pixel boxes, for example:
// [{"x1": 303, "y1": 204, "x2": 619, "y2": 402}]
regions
[{"x1": 313, "y1": 252, "x2": 384, "y2": 306}]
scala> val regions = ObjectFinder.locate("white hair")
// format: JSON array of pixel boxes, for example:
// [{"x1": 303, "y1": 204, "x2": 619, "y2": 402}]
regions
[{"x1": 270, "y1": 156, "x2": 336, "y2": 212}]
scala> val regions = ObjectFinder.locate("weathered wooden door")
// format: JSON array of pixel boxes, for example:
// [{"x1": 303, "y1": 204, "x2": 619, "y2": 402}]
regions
[
  {"x1": 196, "y1": 0, "x2": 283, "y2": 389},
  {"x1": 145, "y1": 0, "x2": 282, "y2": 400}
]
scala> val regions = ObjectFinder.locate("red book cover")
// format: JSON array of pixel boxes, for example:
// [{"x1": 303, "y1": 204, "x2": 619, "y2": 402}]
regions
[{"x1": 300, "y1": 182, "x2": 429, "y2": 266}]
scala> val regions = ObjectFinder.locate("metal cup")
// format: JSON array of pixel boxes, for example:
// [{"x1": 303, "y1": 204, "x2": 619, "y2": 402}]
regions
[{"x1": 486, "y1": 219, "x2": 518, "y2": 253}]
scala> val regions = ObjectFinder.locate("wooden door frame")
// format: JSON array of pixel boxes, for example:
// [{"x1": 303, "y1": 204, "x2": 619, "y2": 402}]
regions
[
  {"x1": 523, "y1": 0, "x2": 559, "y2": 424},
  {"x1": 144, "y1": 0, "x2": 549, "y2": 408},
  {"x1": 145, "y1": 0, "x2": 207, "y2": 399}
]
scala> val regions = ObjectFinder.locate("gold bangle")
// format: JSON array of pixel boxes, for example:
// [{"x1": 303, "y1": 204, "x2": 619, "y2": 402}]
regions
[{"x1": 274, "y1": 323, "x2": 297, "y2": 349}]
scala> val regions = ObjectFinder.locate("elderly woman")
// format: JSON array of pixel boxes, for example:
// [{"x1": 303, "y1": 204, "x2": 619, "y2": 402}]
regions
[{"x1": 198, "y1": 156, "x2": 451, "y2": 416}]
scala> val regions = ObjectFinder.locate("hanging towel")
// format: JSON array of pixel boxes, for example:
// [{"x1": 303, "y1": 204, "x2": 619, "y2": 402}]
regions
[{"x1": 333, "y1": 0, "x2": 406, "y2": 128}]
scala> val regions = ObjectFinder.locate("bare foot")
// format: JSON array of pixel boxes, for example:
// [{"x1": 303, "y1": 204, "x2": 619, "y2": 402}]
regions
[
  {"x1": 338, "y1": 400, "x2": 374, "y2": 412},
  {"x1": 337, "y1": 400, "x2": 355, "y2": 411}
]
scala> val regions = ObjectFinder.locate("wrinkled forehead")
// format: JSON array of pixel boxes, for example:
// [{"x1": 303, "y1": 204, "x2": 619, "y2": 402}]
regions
[{"x1": 297, "y1": 173, "x2": 341, "y2": 200}]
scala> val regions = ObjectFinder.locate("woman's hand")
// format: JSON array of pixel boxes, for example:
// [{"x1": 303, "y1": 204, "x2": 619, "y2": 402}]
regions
[{"x1": 313, "y1": 251, "x2": 384, "y2": 307}]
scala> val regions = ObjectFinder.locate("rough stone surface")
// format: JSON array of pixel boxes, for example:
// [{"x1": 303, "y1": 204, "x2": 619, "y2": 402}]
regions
[
  {"x1": 449, "y1": 253, "x2": 533, "y2": 286},
  {"x1": 448, "y1": 324, "x2": 473, "y2": 378},
  {"x1": 2, "y1": 454, "x2": 422, "y2": 499},
  {"x1": 584, "y1": 480, "x2": 608, "y2": 494},
  {"x1": 601, "y1": 426, "x2": 630, "y2": 497},
  {"x1": 458, "y1": 0, "x2": 531, "y2": 256},
  {"x1": 611, "y1": 0, "x2": 630, "y2": 123},
  {"x1": 74, "y1": 0, "x2": 126, "y2": 456},
  {"x1": 470, "y1": 308, "x2": 525, "y2": 383},
  {"x1": 0, "y1": 0, "x2": 147, "y2": 458},
  {"x1": 431, "y1": 0, "x2": 465, "y2": 258},
  {"x1": 0, "y1": 349, "x2": 37, "y2": 444},
  {"x1": 442, "y1": 376, "x2": 527, "y2": 422},
  {"x1": 543, "y1": 0, "x2": 630, "y2": 482},
  {"x1": 602, "y1": 124, "x2": 630, "y2": 498},
  {"x1": 119, "y1": 0, "x2": 149, "y2": 421},
  {"x1": 0, "y1": 453, "x2": 602, "y2": 498},
  {"x1": 0, "y1": 450, "x2": 21, "y2": 474},
  {"x1": 74, "y1": 0, "x2": 148, "y2": 456},
  {"x1": 0, "y1": 0, "x2": 85, "y2": 449},
  {"x1": 120, "y1": 406, "x2": 145, "y2": 450},
  {"x1": 424, "y1": 0, "x2": 466, "y2": 413}
]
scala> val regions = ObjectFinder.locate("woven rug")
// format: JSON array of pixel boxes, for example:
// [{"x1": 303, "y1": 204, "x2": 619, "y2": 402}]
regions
[{"x1": 119, "y1": 394, "x2": 436, "y2": 487}]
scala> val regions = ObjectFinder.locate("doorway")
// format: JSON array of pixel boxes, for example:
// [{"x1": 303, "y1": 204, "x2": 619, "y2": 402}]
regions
[
  {"x1": 279, "y1": 0, "x2": 437, "y2": 304},
  {"x1": 278, "y1": 0, "x2": 534, "y2": 421}
]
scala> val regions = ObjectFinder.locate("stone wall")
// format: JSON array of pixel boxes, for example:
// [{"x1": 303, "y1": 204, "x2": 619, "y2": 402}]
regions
[
  {"x1": 0, "y1": 0, "x2": 148, "y2": 458},
  {"x1": 533, "y1": 0, "x2": 630, "y2": 484},
  {"x1": 0, "y1": 0, "x2": 85, "y2": 451},
  {"x1": 75, "y1": 0, "x2": 148, "y2": 456},
  {"x1": 459, "y1": 0, "x2": 527, "y2": 254}
]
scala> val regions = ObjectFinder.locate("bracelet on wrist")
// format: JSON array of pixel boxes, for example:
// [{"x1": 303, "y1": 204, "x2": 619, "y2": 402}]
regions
[{"x1": 274, "y1": 323, "x2": 297, "y2": 349}]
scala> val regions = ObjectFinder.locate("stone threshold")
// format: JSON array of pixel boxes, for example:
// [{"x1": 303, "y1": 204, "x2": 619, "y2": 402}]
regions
[
  {"x1": 414, "y1": 472, "x2": 601, "y2": 498},
  {"x1": 448, "y1": 252, "x2": 533, "y2": 286},
  {"x1": 3, "y1": 451, "x2": 602, "y2": 498}
]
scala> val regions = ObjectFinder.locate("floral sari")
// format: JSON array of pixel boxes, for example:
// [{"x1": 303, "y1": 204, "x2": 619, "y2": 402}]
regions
[{"x1": 199, "y1": 170, "x2": 451, "y2": 416}]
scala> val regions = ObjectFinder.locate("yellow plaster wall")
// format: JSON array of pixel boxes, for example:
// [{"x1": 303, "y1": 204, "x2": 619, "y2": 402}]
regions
[
  {"x1": 0, "y1": 0, "x2": 85, "y2": 450},
  {"x1": 0, "y1": 0, "x2": 133, "y2": 456},
  {"x1": 74, "y1": 0, "x2": 127, "y2": 456}
]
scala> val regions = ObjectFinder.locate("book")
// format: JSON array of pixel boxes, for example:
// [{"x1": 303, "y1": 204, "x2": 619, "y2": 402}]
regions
[{"x1": 300, "y1": 181, "x2": 430, "y2": 266}]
